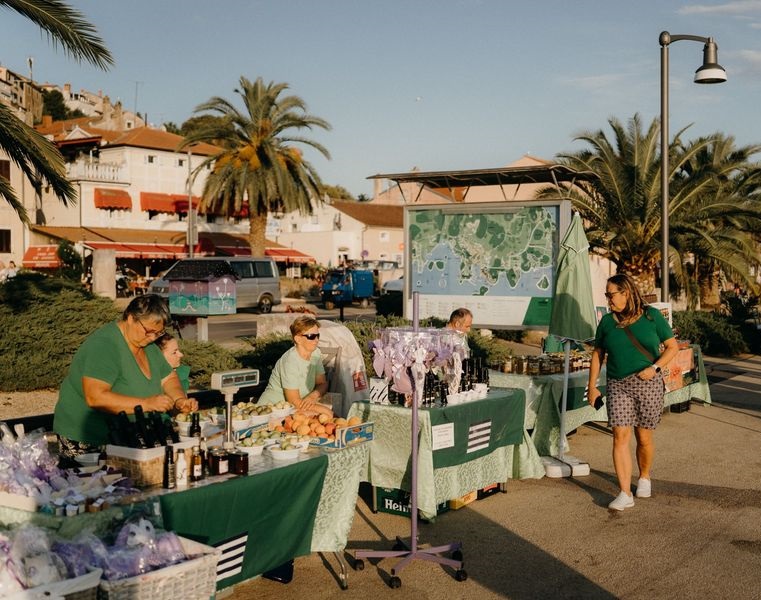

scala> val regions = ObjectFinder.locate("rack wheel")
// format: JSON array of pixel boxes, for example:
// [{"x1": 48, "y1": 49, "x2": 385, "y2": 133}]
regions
[
  {"x1": 340, "y1": 579, "x2": 349, "y2": 590},
  {"x1": 353, "y1": 558, "x2": 365, "y2": 571},
  {"x1": 455, "y1": 569, "x2": 468, "y2": 582},
  {"x1": 389, "y1": 576, "x2": 402, "y2": 589},
  {"x1": 452, "y1": 549, "x2": 463, "y2": 563}
]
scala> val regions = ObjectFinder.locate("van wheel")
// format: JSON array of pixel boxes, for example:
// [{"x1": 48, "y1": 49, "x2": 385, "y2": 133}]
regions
[
  {"x1": 359, "y1": 298, "x2": 370, "y2": 308},
  {"x1": 259, "y1": 295, "x2": 273, "y2": 314},
  {"x1": 324, "y1": 300, "x2": 335, "y2": 310}
]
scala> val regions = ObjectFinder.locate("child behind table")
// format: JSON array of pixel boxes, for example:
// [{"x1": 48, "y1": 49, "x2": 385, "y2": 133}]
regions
[{"x1": 156, "y1": 333, "x2": 190, "y2": 392}]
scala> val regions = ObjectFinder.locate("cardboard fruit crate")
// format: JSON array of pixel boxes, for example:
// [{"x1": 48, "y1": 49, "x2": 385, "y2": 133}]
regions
[{"x1": 449, "y1": 490, "x2": 478, "y2": 510}]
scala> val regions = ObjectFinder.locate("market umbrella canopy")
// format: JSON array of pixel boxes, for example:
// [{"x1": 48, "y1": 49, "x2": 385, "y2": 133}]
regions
[{"x1": 549, "y1": 213, "x2": 597, "y2": 342}]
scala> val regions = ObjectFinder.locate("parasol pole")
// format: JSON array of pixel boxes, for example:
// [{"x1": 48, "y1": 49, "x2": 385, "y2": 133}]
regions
[{"x1": 558, "y1": 338, "x2": 571, "y2": 461}]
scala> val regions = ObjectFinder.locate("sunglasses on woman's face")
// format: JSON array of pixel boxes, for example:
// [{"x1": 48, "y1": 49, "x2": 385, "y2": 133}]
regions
[{"x1": 302, "y1": 333, "x2": 320, "y2": 340}]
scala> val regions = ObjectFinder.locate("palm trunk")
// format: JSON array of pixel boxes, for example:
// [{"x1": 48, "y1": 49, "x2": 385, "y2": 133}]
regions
[{"x1": 248, "y1": 212, "x2": 267, "y2": 256}]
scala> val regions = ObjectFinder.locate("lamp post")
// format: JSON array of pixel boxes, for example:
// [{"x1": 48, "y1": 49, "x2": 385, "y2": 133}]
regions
[{"x1": 659, "y1": 31, "x2": 726, "y2": 302}]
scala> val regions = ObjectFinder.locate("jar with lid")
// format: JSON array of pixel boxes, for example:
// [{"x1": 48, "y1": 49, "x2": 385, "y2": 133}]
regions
[
  {"x1": 229, "y1": 450, "x2": 249, "y2": 475},
  {"x1": 210, "y1": 448, "x2": 229, "y2": 476}
]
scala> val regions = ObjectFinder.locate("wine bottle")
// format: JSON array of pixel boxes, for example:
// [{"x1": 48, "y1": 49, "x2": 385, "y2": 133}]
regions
[
  {"x1": 116, "y1": 411, "x2": 142, "y2": 448},
  {"x1": 189, "y1": 412, "x2": 201, "y2": 441},
  {"x1": 162, "y1": 445, "x2": 176, "y2": 489},
  {"x1": 133, "y1": 405, "x2": 154, "y2": 448},
  {"x1": 150, "y1": 412, "x2": 170, "y2": 446},
  {"x1": 107, "y1": 418, "x2": 125, "y2": 446}
]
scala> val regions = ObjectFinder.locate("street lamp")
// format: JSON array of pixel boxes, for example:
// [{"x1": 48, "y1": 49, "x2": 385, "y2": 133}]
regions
[{"x1": 659, "y1": 31, "x2": 726, "y2": 302}]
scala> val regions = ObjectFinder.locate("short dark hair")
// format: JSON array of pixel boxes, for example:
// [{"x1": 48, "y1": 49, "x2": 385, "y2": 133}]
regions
[
  {"x1": 122, "y1": 294, "x2": 171, "y2": 325},
  {"x1": 448, "y1": 307, "x2": 472, "y2": 325},
  {"x1": 155, "y1": 332, "x2": 176, "y2": 350}
]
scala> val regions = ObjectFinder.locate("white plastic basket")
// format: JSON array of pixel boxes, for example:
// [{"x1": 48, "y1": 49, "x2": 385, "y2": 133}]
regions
[{"x1": 97, "y1": 537, "x2": 220, "y2": 600}]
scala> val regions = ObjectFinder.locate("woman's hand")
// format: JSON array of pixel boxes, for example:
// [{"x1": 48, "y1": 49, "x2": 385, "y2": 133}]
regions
[
  {"x1": 173, "y1": 397, "x2": 198, "y2": 413},
  {"x1": 637, "y1": 366, "x2": 658, "y2": 381},
  {"x1": 144, "y1": 393, "x2": 174, "y2": 412},
  {"x1": 588, "y1": 386, "x2": 602, "y2": 407}
]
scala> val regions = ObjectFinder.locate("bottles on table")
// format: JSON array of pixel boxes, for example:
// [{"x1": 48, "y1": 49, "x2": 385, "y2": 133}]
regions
[{"x1": 162, "y1": 445, "x2": 176, "y2": 489}]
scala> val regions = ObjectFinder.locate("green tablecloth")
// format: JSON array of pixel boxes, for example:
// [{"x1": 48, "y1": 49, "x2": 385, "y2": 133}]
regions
[
  {"x1": 348, "y1": 389, "x2": 545, "y2": 520},
  {"x1": 160, "y1": 454, "x2": 328, "y2": 588}
]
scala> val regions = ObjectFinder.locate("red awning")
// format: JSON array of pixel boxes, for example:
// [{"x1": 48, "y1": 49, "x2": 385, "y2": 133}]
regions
[
  {"x1": 217, "y1": 245, "x2": 252, "y2": 256},
  {"x1": 85, "y1": 241, "x2": 188, "y2": 259},
  {"x1": 94, "y1": 188, "x2": 132, "y2": 210},
  {"x1": 22, "y1": 245, "x2": 61, "y2": 268},
  {"x1": 265, "y1": 248, "x2": 316, "y2": 264},
  {"x1": 140, "y1": 192, "x2": 180, "y2": 214},
  {"x1": 171, "y1": 195, "x2": 201, "y2": 213}
]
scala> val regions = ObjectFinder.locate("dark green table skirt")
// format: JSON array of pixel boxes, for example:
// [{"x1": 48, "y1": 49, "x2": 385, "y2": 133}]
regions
[{"x1": 160, "y1": 454, "x2": 328, "y2": 588}]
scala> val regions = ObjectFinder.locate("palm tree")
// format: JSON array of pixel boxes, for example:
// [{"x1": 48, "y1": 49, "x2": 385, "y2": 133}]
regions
[
  {"x1": 538, "y1": 114, "x2": 761, "y2": 303},
  {"x1": 0, "y1": 0, "x2": 113, "y2": 222},
  {"x1": 181, "y1": 76, "x2": 331, "y2": 255}
]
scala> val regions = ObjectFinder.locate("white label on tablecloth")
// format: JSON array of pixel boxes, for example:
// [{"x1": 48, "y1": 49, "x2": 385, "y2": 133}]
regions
[
  {"x1": 215, "y1": 532, "x2": 248, "y2": 581},
  {"x1": 431, "y1": 423, "x2": 455, "y2": 450}
]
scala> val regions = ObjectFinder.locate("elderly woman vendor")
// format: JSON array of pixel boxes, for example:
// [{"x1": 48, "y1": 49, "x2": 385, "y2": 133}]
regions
[
  {"x1": 258, "y1": 316, "x2": 333, "y2": 417},
  {"x1": 54, "y1": 294, "x2": 197, "y2": 461}
]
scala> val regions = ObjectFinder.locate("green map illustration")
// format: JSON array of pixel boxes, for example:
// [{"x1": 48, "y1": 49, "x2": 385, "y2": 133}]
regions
[{"x1": 408, "y1": 206, "x2": 557, "y2": 297}]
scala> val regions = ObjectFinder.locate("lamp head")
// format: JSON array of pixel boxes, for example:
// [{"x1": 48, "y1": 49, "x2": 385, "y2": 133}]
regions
[{"x1": 694, "y1": 38, "x2": 727, "y2": 84}]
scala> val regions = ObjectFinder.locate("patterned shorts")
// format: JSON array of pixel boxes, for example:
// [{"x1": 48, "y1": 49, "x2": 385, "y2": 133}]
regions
[{"x1": 607, "y1": 373, "x2": 665, "y2": 429}]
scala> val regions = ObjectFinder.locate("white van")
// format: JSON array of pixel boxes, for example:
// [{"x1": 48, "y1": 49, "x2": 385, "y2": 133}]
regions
[{"x1": 148, "y1": 257, "x2": 281, "y2": 313}]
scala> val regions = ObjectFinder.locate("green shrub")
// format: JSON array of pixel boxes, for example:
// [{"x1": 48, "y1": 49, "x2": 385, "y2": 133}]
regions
[
  {"x1": 0, "y1": 273, "x2": 119, "y2": 391},
  {"x1": 673, "y1": 310, "x2": 747, "y2": 356},
  {"x1": 234, "y1": 334, "x2": 293, "y2": 385},
  {"x1": 178, "y1": 340, "x2": 240, "y2": 389}
]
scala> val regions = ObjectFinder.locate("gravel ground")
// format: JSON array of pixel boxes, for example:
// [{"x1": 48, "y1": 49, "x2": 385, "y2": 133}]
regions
[{"x1": 0, "y1": 389, "x2": 58, "y2": 421}]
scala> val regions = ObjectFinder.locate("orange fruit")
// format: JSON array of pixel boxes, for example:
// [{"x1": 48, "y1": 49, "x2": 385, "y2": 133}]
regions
[
  {"x1": 347, "y1": 416, "x2": 362, "y2": 427},
  {"x1": 296, "y1": 424, "x2": 311, "y2": 436}
]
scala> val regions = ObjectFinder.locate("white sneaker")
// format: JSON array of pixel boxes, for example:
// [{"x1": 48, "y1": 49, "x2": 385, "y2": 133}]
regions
[
  {"x1": 608, "y1": 491, "x2": 635, "y2": 511},
  {"x1": 636, "y1": 478, "x2": 652, "y2": 498}
]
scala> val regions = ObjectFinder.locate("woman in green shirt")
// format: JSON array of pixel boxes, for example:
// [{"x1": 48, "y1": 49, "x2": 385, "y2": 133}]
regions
[
  {"x1": 588, "y1": 274, "x2": 679, "y2": 511},
  {"x1": 54, "y1": 295, "x2": 197, "y2": 462}
]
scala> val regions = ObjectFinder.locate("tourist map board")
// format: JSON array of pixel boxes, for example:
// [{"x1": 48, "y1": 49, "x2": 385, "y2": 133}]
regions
[{"x1": 404, "y1": 201, "x2": 571, "y2": 328}]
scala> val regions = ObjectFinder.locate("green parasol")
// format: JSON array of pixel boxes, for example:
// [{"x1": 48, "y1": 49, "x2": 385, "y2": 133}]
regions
[{"x1": 548, "y1": 212, "x2": 597, "y2": 466}]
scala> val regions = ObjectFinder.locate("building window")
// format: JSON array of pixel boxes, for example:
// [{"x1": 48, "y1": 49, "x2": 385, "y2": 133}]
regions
[
  {"x1": 0, "y1": 229, "x2": 10, "y2": 253},
  {"x1": 379, "y1": 231, "x2": 390, "y2": 242},
  {"x1": 177, "y1": 158, "x2": 185, "y2": 168},
  {"x1": 291, "y1": 223, "x2": 298, "y2": 233},
  {"x1": 0, "y1": 159, "x2": 10, "y2": 182},
  {"x1": 146, "y1": 155, "x2": 157, "y2": 164}
]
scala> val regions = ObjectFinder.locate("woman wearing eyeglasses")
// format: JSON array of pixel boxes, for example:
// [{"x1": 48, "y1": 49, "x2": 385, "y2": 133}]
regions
[
  {"x1": 587, "y1": 273, "x2": 679, "y2": 511},
  {"x1": 257, "y1": 315, "x2": 332, "y2": 416},
  {"x1": 54, "y1": 294, "x2": 197, "y2": 463}
]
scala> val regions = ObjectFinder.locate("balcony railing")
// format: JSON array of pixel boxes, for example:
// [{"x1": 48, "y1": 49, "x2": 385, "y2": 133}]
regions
[{"x1": 66, "y1": 160, "x2": 126, "y2": 182}]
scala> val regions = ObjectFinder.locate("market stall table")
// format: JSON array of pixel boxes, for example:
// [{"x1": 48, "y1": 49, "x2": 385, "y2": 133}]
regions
[
  {"x1": 348, "y1": 388, "x2": 543, "y2": 520},
  {"x1": 490, "y1": 345, "x2": 712, "y2": 456},
  {"x1": 160, "y1": 443, "x2": 368, "y2": 591}
]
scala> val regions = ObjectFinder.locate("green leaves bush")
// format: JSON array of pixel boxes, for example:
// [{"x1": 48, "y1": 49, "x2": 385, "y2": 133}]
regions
[
  {"x1": 0, "y1": 273, "x2": 119, "y2": 391},
  {"x1": 673, "y1": 310, "x2": 747, "y2": 356}
]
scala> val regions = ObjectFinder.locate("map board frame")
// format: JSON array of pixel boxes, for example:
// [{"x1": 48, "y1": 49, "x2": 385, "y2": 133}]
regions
[{"x1": 403, "y1": 200, "x2": 572, "y2": 329}]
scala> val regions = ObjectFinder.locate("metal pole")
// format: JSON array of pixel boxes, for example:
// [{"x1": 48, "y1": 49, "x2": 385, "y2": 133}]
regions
[
  {"x1": 660, "y1": 36, "x2": 670, "y2": 302},
  {"x1": 187, "y1": 150, "x2": 195, "y2": 258}
]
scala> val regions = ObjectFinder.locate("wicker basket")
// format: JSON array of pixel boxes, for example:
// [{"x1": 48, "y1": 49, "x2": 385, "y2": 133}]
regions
[
  {"x1": 97, "y1": 537, "x2": 220, "y2": 600},
  {"x1": 7, "y1": 568, "x2": 102, "y2": 600}
]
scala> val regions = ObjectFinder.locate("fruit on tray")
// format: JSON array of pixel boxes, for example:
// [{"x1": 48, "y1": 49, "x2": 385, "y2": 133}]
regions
[{"x1": 277, "y1": 413, "x2": 363, "y2": 442}]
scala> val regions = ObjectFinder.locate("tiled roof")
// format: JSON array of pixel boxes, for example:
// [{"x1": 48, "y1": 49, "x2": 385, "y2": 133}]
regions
[
  {"x1": 109, "y1": 128, "x2": 220, "y2": 156},
  {"x1": 331, "y1": 200, "x2": 403, "y2": 227}
]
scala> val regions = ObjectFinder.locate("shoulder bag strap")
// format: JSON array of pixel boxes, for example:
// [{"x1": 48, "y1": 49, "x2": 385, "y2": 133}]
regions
[{"x1": 613, "y1": 313, "x2": 656, "y2": 363}]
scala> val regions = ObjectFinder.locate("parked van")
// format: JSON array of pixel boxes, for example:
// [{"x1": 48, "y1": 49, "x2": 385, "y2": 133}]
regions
[{"x1": 148, "y1": 257, "x2": 281, "y2": 313}]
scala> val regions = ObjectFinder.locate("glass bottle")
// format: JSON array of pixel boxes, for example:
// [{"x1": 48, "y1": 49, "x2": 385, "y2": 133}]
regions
[
  {"x1": 162, "y1": 445, "x2": 176, "y2": 489},
  {"x1": 190, "y1": 445, "x2": 204, "y2": 482},
  {"x1": 189, "y1": 412, "x2": 201, "y2": 441},
  {"x1": 133, "y1": 405, "x2": 155, "y2": 448},
  {"x1": 175, "y1": 449, "x2": 188, "y2": 487}
]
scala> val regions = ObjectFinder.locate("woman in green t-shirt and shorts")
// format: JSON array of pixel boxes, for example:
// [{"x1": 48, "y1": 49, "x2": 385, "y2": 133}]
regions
[{"x1": 588, "y1": 274, "x2": 679, "y2": 511}]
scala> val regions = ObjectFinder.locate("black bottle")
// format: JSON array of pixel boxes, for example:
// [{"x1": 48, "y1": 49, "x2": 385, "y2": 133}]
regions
[
  {"x1": 162, "y1": 445, "x2": 176, "y2": 489},
  {"x1": 116, "y1": 410, "x2": 143, "y2": 448},
  {"x1": 134, "y1": 405, "x2": 158, "y2": 447},
  {"x1": 189, "y1": 412, "x2": 201, "y2": 441},
  {"x1": 150, "y1": 412, "x2": 170, "y2": 446}
]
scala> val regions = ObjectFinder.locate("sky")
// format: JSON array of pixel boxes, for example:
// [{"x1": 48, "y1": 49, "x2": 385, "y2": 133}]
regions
[{"x1": 2, "y1": 0, "x2": 761, "y2": 198}]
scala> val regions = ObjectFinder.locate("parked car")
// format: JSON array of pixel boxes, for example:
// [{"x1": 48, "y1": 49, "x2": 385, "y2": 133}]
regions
[
  {"x1": 148, "y1": 256, "x2": 281, "y2": 313},
  {"x1": 381, "y1": 276, "x2": 404, "y2": 295}
]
